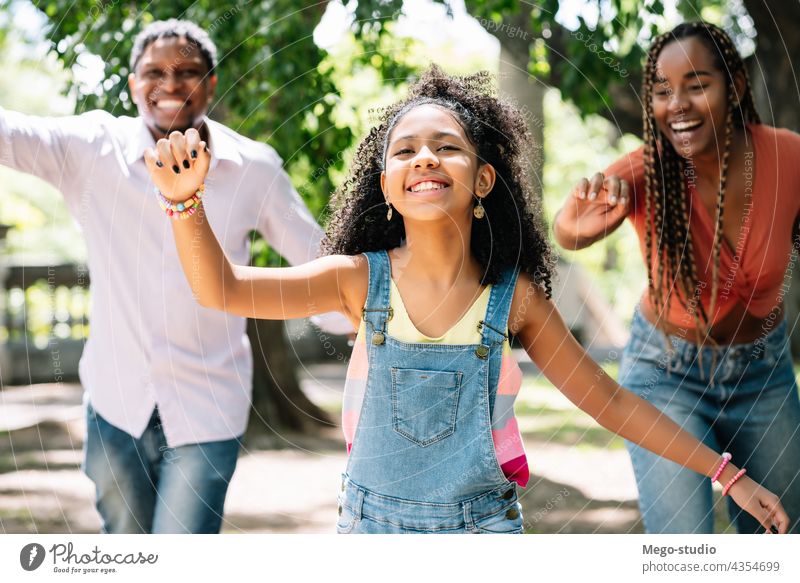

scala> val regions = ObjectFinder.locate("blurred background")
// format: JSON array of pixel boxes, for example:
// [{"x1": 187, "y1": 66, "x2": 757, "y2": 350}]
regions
[{"x1": 1, "y1": 0, "x2": 797, "y2": 533}]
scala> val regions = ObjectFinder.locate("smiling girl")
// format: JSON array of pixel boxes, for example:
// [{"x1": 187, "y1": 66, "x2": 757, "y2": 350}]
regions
[
  {"x1": 144, "y1": 66, "x2": 789, "y2": 534},
  {"x1": 554, "y1": 22, "x2": 800, "y2": 533}
]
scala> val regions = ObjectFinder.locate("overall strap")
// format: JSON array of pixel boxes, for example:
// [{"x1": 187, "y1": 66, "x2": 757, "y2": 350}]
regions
[
  {"x1": 477, "y1": 265, "x2": 520, "y2": 354},
  {"x1": 361, "y1": 250, "x2": 393, "y2": 345}
]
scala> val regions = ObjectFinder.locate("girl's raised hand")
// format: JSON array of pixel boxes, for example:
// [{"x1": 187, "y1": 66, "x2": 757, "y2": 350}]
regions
[
  {"x1": 557, "y1": 172, "x2": 631, "y2": 241},
  {"x1": 144, "y1": 128, "x2": 210, "y2": 202},
  {"x1": 728, "y1": 476, "x2": 790, "y2": 534}
]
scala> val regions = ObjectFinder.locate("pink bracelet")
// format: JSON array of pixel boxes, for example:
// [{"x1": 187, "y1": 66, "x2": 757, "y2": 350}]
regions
[
  {"x1": 711, "y1": 452, "x2": 732, "y2": 483},
  {"x1": 722, "y1": 468, "x2": 747, "y2": 496}
]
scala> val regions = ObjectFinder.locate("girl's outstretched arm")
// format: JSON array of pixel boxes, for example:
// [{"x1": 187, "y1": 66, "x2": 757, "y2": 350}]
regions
[
  {"x1": 510, "y1": 274, "x2": 790, "y2": 533},
  {"x1": 143, "y1": 129, "x2": 363, "y2": 324}
]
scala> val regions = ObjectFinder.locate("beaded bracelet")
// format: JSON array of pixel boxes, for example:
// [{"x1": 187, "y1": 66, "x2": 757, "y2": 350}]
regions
[
  {"x1": 722, "y1": 468, "x2": 747, "y2": 497},
  {"x1": 711, "y1": 452, "x2": 732, "y2": 483},
  {"x1": 156, "y1": 185, "x2": 205, "y2": 220}
]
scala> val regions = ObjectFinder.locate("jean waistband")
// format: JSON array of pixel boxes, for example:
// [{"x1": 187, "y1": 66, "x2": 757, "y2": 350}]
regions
[
  {"x1": 339, "y1": 475, "x2": 517, "y2": 531},
  {"x1": 629, "y1": 307, "x2": 788, "y2": 363}
]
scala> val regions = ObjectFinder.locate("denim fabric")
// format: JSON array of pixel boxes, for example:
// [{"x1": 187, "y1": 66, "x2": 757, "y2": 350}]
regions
[
  {"x1": 337, "y1": 475, "x2": 522, "y2": 534},
  {"x1": 339, "y1": 250, "x2": 522, "y2": 534},
  {"x1": 620, "y1": 308, "x2": 800, "y2": 533},
  {"x1": 83, "y1": 403, "x2": 241, "y2": 534}
]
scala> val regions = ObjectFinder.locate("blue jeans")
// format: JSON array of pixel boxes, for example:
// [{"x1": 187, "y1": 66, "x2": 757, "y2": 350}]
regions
[
  {"x1": 620, "y1": 309, "x2": 800, "y2": 533},
  {"x1": 82, "y1": 404, "x2": 241, "y2": 534}
]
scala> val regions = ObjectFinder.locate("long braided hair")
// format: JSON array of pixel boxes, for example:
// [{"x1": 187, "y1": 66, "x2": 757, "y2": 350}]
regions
[
  {"x1": 641, "y1": 22, "x2": 760, "y2": 339},
  {"x1": 323, "y1": 66, "x2": 556, "y2": 296}
]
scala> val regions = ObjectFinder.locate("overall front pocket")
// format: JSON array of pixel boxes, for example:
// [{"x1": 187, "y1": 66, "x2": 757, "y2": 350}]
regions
[{"x1": 391, "y1": 368, "x2": 463, "y2": 447}]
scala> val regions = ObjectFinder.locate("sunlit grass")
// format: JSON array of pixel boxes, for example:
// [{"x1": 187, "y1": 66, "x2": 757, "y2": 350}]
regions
[{"x1": 517, "y1": 362, "x2": 625, "y2": 450}]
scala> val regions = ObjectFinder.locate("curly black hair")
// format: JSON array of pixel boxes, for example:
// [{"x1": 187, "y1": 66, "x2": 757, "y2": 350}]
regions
[{"x1": 322, "y1": 65, "x2": 556, "y2": 297}]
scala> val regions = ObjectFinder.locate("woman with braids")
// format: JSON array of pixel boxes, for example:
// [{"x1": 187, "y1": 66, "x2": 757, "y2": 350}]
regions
[
  {"x1": 554, "y1": 21, "x2": 800, "y2": 533},
  {"x1": 143, "y1": 65, "x2": 787, "y2": 534}
]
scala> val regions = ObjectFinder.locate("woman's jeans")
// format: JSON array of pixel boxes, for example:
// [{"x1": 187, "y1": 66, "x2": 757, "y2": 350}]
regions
[
  {"x1": 619, "y1": 309, "x2": 800, "y2": 533},
  {"x1": 82, "y1": 403, "x2": 241, "y2": 533}
]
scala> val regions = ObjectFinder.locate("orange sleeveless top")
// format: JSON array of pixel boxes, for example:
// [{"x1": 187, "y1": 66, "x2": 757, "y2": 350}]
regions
[{"x1": 603, "y1": 124, "x2": 800, "y2": 330}]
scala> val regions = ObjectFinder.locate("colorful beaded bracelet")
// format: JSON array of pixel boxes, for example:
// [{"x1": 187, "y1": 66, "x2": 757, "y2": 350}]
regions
[
  {"x1": 156, "y1": 185, "x2": 205, "y2": 220},
  {"x1": 722, "y1": 468, "x2": 747, "y2": 497},
  {"x1": 711, "y1": 452, "x2": 732, "y2": 483}
]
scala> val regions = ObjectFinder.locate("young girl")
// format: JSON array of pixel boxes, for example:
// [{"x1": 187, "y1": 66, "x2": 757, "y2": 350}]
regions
[
  {"x1": 144, "y1": 67, "x2": 789, "y2": 534},
  {"x1": 554, "y1": 22, "x2": 800, "y2": 533}
]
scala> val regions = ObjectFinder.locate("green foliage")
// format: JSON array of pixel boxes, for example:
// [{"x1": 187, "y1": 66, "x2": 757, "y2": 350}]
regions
[
  {"x1": 455, "y1": 0, "x2": 729, "y2": 119},
  {"x1": 541, "y1": 89, "x2": 644, "y2": 319}
]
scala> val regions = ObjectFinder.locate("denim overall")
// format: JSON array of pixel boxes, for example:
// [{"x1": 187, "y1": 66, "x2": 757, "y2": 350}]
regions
[{"x1": 337, "y1": 250, "x2": 524, "y2": 534}]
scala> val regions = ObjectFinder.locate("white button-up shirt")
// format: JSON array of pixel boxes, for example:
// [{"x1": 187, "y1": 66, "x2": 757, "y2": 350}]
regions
[{"x1": 0, "y1": 107, "x2": 350, "y2": 446}]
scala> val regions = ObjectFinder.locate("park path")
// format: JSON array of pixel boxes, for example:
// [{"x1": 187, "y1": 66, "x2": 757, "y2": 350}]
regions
[{"x1": 1, "y1": 361, "x2": 649, "y2": 534}]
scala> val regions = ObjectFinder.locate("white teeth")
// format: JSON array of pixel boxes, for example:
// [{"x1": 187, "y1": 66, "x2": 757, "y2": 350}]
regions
[
  {"x1": 409, "y1": 181, "x2": 447, "y2": 192},
  {"x1": 157, "y1": 100, "x2": 184, "y2": 109},
  {"x1": 670, "y1": 120, "x2": 702, "y2": 131}
]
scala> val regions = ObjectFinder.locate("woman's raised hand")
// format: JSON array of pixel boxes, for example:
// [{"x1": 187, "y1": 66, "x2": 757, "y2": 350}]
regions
[
  {"x1": 556, "y1": 172, "x2": 632, "y2": 247},
  {"x1": 144, "y1": 128, "x2": 210, "y2": 202}
]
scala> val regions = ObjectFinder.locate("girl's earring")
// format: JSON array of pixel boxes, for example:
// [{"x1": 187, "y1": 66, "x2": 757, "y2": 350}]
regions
[
  {"x1": 473, "y1": 197, "x2": 485, "y2": 219},
  {"x1": 386, "y1": 201, "x2": 393, "y2": 221}
]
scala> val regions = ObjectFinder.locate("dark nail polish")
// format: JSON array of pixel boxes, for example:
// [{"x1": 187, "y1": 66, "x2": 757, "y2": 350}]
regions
[
  {"x1": 191, "y1": 150, "x2": 197, "y2": 159},
  {"x1": 182, "y1": 160, "x2": 190, "y2": 169},
  {"x1": 155, "y1": 160, "x2": 164, "y2": 168},
  {"x1": 172, "y1": 165, "x2": 180, "y2": 174}
]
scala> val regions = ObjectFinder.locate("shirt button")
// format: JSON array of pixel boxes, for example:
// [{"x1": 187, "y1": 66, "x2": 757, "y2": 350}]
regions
[{"x1": 505, "y1": 506, "x2": 519, "y2": 520}]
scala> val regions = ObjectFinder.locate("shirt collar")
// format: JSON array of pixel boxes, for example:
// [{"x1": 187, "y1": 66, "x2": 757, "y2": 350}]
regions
[{"x1": 125, "y1": 116, "x2": 243, "y2": 169}]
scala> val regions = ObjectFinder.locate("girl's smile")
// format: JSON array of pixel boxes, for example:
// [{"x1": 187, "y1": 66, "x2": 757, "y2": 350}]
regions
[
  {"x1": 381, "y1": 104, "x2": 490, "y2": 223},
  {"x1": 405, "y1": 176, "x2": 451, "y2": 198}
]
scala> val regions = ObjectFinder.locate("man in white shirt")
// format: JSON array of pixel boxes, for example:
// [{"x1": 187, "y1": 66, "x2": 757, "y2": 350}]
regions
[{"x1": 0, "y1": 19, "x2": 350, "y2": 533}]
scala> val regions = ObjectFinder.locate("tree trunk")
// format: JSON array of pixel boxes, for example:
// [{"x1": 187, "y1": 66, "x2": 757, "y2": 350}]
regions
[
  {"x1": 744, "y1": 0, "x2": 800, "y2": 130},
  {"x1": 247, "y1": 318, "x2": 333, "y2": 433},
  {"x1": 742, "y1": 0, "x2": 800, "y2": 354},
  {"x1": 490, "y1": 10, "x2": 546, "y2": 196}
]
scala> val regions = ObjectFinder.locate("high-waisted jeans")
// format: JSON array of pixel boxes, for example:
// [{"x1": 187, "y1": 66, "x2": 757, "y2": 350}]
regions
[{"x1": 620, "y1": 309, "x2": 800, "y2": 533}]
